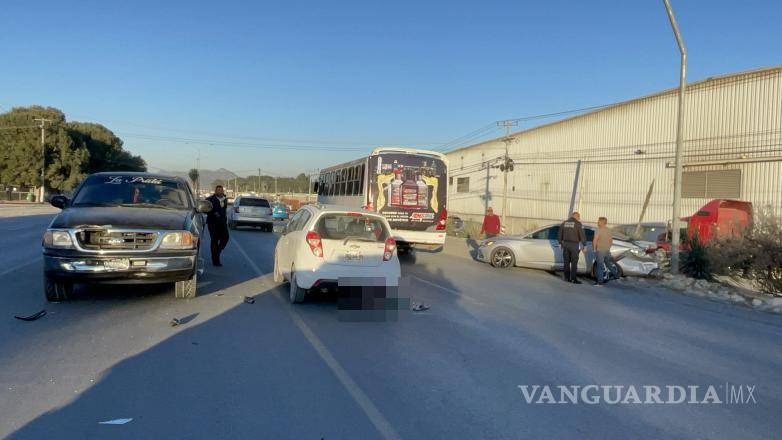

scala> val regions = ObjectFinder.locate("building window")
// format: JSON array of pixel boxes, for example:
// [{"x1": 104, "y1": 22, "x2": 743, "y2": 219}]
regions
[
  {"x1": 456, "y1": 177, "x2": 470, "y2": 193},
  {"x1": 682, "y1": 169, "x2": 741, "y2": 199}
]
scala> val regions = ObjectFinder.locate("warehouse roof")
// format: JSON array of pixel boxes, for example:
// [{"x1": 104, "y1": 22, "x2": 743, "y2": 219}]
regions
[{"x1": 446, "y1": 65, "x2": 782, "y2": 155}]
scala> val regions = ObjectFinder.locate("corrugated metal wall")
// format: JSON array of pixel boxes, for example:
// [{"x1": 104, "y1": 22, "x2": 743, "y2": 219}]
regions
[{"x1": 446, "y1": 67, "x2": 782, "y2": 234}]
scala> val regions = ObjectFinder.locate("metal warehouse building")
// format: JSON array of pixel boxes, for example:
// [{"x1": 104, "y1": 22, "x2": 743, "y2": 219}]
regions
[{"x1": 445, "y1": 65, "x2": 782, "y2": 234}]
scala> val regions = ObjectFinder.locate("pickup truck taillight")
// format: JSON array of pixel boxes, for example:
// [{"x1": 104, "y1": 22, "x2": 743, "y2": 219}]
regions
[
  {"x1": 306, "y1": 231, "x2": 323, "y2": 258},
  {"x1": 383, "y1": 237, "x2": 396, "y2": 261},
  {"x1": 435, "y1": 207, "x2": 448, "y2": 231}
]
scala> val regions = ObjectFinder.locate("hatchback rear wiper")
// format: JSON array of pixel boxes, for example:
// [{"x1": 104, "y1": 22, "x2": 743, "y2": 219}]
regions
[{"x1": 342, "y1": 236, "x2": 377, "y2": 245}]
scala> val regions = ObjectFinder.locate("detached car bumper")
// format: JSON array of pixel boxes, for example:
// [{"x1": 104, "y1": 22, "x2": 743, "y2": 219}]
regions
[{"x1": 44, "y1": 255, "x2": 196, "y2": 284}]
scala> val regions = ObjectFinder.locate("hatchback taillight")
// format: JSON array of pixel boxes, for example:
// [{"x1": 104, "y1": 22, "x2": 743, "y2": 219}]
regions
[
  {"x1": 306, "y1": 231, "x2": 324, "y2": 258},
  {"x1": 383, "y1": 237, "x2": 396, "y2": 261},
  {"x1": 435, "y1": 207, "x2": 448, "y2": 231}
]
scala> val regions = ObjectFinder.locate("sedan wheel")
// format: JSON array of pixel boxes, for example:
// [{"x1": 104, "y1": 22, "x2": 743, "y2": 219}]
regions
[{"x1": 490, "y1": 247, "x2": 515, "y2": 269}]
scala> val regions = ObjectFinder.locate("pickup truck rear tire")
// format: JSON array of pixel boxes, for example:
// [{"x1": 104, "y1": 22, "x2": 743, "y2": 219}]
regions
[
  {"x1": 44, "y1": 275, "x2": 73, "y2": 302},
  {"x1": 174, "y1": 272, "x2": 198, "y2": 299}
]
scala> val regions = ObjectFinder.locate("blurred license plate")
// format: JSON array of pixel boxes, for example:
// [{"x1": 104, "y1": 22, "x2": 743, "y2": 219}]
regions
[
  {"x1": 104, "y1": 258, "x2": 130, "y2": 270},
  {"x1": 344, "y1": 251, "x2": 363, "y2": 262}
]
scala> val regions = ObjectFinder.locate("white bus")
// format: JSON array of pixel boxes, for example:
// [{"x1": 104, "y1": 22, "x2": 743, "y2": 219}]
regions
[{"x1": 314, "y1": 147, "x2": 448, "y2": 252}]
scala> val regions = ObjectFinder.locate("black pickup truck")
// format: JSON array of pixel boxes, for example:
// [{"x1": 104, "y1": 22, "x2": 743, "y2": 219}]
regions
[{"x1": 42, "y1": 172, "x2": 212, "y2": 301}]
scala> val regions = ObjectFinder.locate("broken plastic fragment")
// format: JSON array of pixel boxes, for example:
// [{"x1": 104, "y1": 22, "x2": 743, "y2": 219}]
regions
[
  {"x1": 14, "y1": 310, "x2": 46, "y2": 321},
  {"x1": 98, "y1": 418, "x2": 133, "y2": 425},
  {"x1": 411, "y1": 302, "x2": 430, "y2": 312},
  {"x1": 244, "y1": 296, "x2": 255, "y2": 304}
]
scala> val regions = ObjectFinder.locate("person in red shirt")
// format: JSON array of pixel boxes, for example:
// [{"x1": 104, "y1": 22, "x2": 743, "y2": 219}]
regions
[{"x1": 480, "y1": 207, "x2": 501, "y2": 239}]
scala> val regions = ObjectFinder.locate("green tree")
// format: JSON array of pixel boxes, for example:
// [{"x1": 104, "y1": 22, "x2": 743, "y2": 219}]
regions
[
  {"x1": 0, "y1": 106, "x2": 146, "y2": 192},
  {"x1": 188, "y1": 168, "x2": 200, "y2": 193}
]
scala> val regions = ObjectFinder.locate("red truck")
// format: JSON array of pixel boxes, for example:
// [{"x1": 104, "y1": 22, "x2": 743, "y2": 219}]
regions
[{"x1": 657, "y1": 199, "x2": 753, "y2": 251}]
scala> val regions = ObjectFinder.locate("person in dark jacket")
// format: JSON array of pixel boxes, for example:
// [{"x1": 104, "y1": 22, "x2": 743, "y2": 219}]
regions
[
  {"x1": 557, "y1": 212, "x2": 587, "y2": 284},
  {"x1": 206, "y1": 185, "x2": 229, "y2": 266}
]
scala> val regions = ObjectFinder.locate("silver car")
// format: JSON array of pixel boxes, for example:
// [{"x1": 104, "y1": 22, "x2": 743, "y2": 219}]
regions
[
  {"x1": 228, "y1": 196, "x2": 274, "y2": 231},
  {"x1": 476, "y1": 223, "x2": 659, "y2": 277}
]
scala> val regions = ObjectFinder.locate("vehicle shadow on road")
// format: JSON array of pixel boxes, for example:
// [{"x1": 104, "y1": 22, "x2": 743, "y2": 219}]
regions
[{"x1": 5, "y1": 283, "x2": 383, "y2": 440}]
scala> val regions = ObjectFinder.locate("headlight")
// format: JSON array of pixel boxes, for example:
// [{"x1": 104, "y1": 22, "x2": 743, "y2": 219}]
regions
[
  {"x1": 43, "y1": 230, "x2": 74, "y2": 249},
  {"x1": 629, "y1": 248, "x2": 646, "y2": 258},
  {"x1": 484, "y1": 240, "x2": 495, "y2": 247},
  {"x1": 160, "y1": 231, "x2": 195, "y2": 249}
]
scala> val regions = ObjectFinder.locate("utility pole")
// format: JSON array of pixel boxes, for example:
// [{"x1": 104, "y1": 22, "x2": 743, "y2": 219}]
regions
[
  {"x1": 497, "y1": 120, "x2": 518, "y2": 234},
  {"x1": 274, "y1": 176, "x2": 278, "y2": 195},
  {"x1": 257, "y1": 168, "x2": 261, "y2": 194},
  {"x1": 33, "y1": 118, "x2": 51, "y2": 203},
  {"x1": 663, "y1": 0, "x2": 687, "y2": 274},
  {"x1": 195, "y1": 148, "x2": 201, "y2": 196}
]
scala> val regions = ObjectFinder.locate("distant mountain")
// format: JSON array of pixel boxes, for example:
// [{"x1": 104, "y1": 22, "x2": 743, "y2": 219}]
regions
[{"x1": 160, "y1": 168, "x2": 239, "y2": 190}]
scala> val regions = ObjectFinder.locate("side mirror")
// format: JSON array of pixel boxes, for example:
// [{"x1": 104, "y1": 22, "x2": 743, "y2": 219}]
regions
[
  {"x1": 50, "y1": 195, "x2": 69, "y2": 209},
  {"x1": 197, "y1": 200, "x2": 213, "y2": 213}
]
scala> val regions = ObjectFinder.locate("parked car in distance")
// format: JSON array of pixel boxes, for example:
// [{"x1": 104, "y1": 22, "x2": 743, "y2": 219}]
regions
[
  {"x1": 657, "y1": 199, "x2": 753, "y2": 251},
  {"x1": 272, "y1": 202, "x2": 289, "y2": 221},
  {"x1": 476, "y1": 223, "x2": 659, "y2": 278},
  {"x1": 273, "y1": 204, "x2": 400, "y2": 303},
  {"x1": 42, "y1": 172, "x2": 211, "y2": 301},
  {"x1": 228, "y1": 196, "x2": 274, "y2": 231},
  {"x1": 613, "y1": 222, "x2": 666, "y2": 250}
]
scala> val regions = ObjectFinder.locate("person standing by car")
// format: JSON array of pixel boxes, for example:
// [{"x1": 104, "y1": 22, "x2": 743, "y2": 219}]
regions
[
  {"x1": 593, "y1": 217, "x2": 615, "y2": 285},
  {"x1": 206, "y1": 185, "x2": 230, "y2": 266},
  {"x1": 480, "y1": 207, "x2": 501, "y2": 239},
  {"x1": 557, "y1": 212, "x2": 587, "y2": 284}
]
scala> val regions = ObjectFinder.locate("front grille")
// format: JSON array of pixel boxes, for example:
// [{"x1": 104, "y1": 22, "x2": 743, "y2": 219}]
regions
[{"x1": 77, "y1": 230, "x2": 158, "y2": 250}]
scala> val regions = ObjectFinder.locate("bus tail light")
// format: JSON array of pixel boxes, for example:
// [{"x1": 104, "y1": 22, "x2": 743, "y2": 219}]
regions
[
  {"x1": 436, "y1": 207, "x2": 448, "y2": 231},
  {"x1": 306, "y1": 231, "x2": 324, "y2": 258},
  {"x1": 383, "y1": 237, "x2": 396, "y2": 261}
]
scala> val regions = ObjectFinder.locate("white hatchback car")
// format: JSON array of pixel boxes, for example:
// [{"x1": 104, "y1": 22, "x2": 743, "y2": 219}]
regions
[{"x1": 273, "y1": 205, "x2": 401, "y2": 303}]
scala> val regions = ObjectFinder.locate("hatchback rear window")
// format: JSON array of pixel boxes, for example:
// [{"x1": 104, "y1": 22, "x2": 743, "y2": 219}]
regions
[
  {"x1": 239, "y1": 198, "x2": 270, "y2": 207},
  {"x1": 314, "y1": 213, "x2": 389, "y2": 242}
]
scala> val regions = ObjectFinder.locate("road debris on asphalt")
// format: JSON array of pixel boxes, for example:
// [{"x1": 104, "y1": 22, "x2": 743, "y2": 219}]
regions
[
  {"x1": 170, "y1": 313, "x2": 199, "y2": 327},
  {"x1": 411, "y1": 302, "x2": 430, "y2": 312},
  {"x1": 14, "y1": 310, "x2": 46, "y2": 321},
  {"x1": 244, "y1": 296, "x2": 255, "y2": 304},
  {"x1": 98, "y1": 418, "x2": 133, "y2": 425}
]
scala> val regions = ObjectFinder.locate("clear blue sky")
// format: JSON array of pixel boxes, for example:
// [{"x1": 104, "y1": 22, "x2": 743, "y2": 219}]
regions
[{"x1": 1, "y1": 0, "x2": 780, "y2": 176}]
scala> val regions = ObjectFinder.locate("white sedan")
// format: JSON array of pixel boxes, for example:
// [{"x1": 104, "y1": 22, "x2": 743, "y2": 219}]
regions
[{"x1": 273, "y1": 204, "x2": 401, "y2": 303}]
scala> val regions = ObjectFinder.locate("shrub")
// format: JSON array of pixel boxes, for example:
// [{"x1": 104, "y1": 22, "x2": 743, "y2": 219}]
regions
[
  {"x1": 680, "y1": 235, "x2": 713, "y2": 280},
  {"x1": 706, "y1": 207, "x2": 782, "y2": 296}
]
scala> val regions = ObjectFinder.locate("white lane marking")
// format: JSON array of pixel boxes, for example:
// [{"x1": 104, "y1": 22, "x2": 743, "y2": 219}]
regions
[
  {"x1": 0, "y1": 257, "x2": 41, "y2": 278},
  {"x1": 232, "y1": 239, "x2": 401, "y2": 440},
  {"x1": 411, "y1": 275, "x2": 484, "y2": 305}
]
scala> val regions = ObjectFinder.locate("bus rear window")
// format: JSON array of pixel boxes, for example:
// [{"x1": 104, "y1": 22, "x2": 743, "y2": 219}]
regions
[{"x1": 314, "y1": 214, "x2": 389, "y2": 242}]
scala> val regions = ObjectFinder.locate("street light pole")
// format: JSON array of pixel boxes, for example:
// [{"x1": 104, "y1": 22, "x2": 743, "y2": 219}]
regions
[
  {"x1": 33, "y1": 118, "x2": 51, "y2": 203},
  {"x1": 663, "y1": 0, "x2": 687, "y2": 274},
  {"x1": 497, "y1": 120, "x2": 518, "y2": 234}
]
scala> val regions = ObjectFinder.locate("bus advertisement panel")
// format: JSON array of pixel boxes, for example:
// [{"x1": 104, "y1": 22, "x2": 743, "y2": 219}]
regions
[{"x1": 368, "y1": 152, "x2": 447, "y2": 234}]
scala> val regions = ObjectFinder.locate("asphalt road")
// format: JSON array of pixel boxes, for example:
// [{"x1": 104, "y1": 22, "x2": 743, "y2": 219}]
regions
[{"x1": 1, "y1": 212, "x2": 781, "y2": 439}]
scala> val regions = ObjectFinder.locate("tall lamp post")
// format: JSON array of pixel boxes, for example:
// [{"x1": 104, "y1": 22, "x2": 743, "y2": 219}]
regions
[{"x1": 663, "y1": 0, "x2": 687, "y2": 274}]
